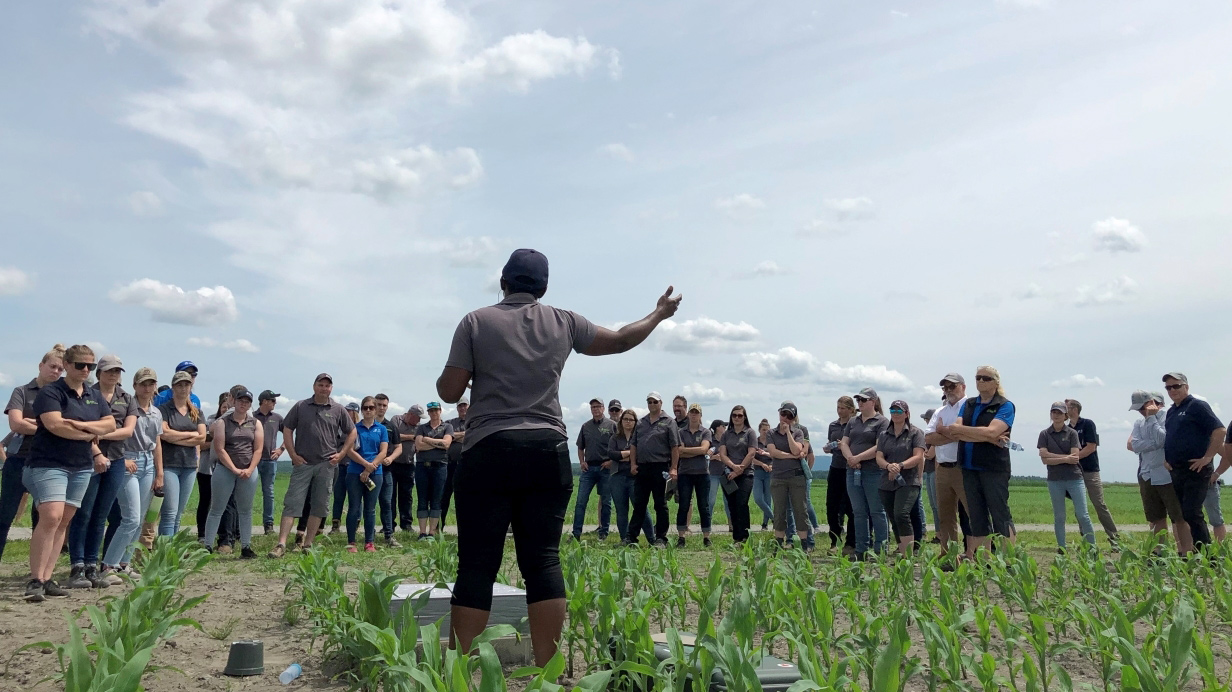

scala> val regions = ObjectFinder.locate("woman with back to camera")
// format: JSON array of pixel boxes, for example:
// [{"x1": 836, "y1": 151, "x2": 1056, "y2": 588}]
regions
[
  {"x1": 22, "y1": 345, "x2": 116, "y2": 602},
  {"x1": 840, "y1": 388, "x2": 890, "y2": 558},
  {"x1": 435, "y1": 248, "x2": 680, "y2": 665}
]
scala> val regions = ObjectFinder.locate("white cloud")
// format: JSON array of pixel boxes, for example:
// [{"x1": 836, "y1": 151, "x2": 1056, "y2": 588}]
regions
[
  {"x1": 738, "y1": 347, "x2": 913, "y2": 391},
  {"x1": 186, "y1": 336, "x2": 260, "y2": 353},
  {"x1": 823, "y1": 196, "x2": 875, "y2": 220},
  {"x1": 0, "y1": 372, "x2": 11, "y2": 387},
  {"x1": 680, "y1": 383, "x2": 728, "y2": 404},
  {"x1": 349, "y1": 146, "x2": 483, "y2": 200},
  {"x1": 1050, "y1": 374, "x2": 1105, "y2": 388},
  {"x1": 1092, "y1": 217, "x2": 1147, "y2": 253},
  {"x1": 0, "y1": 267, "x2": 34, "y2": 296},
  {"x1": 715, "y1": 193, "x2": 765, "y2": 216},
  {"x1": 796, "y1": 219, "x2": 845, "y2": 238},
  {"x1": 1041, "y1": 253, "x2": 1086, "y2": 270},
  {"x1": 598, "y1": 143, "x2": 634, "y2": 162},
  {"x1": 657, "y1": 317, "x2": 760, "y2": 353},
  {"x1": 110, "y1": 279, "x2": 239, "y2": 325},
  {"x1": 739, "y1": 260, "x2": 789, "y2": 279},
  {"x1": 1073, "y1": 276, "x2": 1137, "y2": 307},
  {"x1": 127, "y1": 190, "x2": 163, "y2": 216},
  {"x1": 419, "y1": 235, "x2": 503, "y2": 268},
  {"x1": 890, "y1": 10, "x2": 910, "y2": 19}
]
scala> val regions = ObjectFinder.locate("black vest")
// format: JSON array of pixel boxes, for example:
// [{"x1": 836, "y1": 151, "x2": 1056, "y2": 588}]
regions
[{"x1": 957, "y1": 395, "x2": 1012, "y2": 473}]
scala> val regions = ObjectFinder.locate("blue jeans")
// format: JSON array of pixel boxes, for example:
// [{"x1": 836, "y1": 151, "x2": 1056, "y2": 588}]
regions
[
  {"x1": 0, "y1": 455, "x2": 38, "y2": 561},
  {"x1": 1047, "y1": 478, "x2": 1096, "y2": 548},
  {"x1": 706, "y1": 475, "x2": 732, "y2": 526},
  {"x1": 572, "y1": 465, "x2": 612, "y2": 537},
  {"x1": 346, "y1": 472, "x2": 379, "y2": 544},
  {"x1": 378, "y1": 469, "x2": 395, "y2": 537},
  {"x1": 103, "y1": 452, "x2": 155, "y2": 567},
  {"x1": 258, "y1": 459, "x2": 278, "y2": 527},
  {"x1": 159, "y1": 467, "x2": 198, "y2": 535},
  {"x1": 923, "y1": 470, "x2": 939, "y2": 533},
  {"x1": 676, "y1": 474, "x2": 712, "y2": 532},
  {"x1": 609, "y1": 473, "x2": 653, "y2": 541},
  {"x1": 847, "y1": 468, "x2": 888, "y2": 554},
  {"x1": 752, "y1": 468, "x2": 773, "y2": 527},
  {"x1": 416, "y1": 462, "x2": 447, "y2": 519},
  {"x1": 70, "y1": 459, "x2": 126, "y2": 566},
  {"x1": 204, "y1": 466, "x2": 259, "y2": 549}
]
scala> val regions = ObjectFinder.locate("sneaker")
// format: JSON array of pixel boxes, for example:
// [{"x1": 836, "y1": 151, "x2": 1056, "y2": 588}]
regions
[
  {"x1": 120, "y1": 565, "x2": 141, "y2": 580},
  {"x1": 654, "y1": 539, "x2": 668, "y2": 548},
  {"x1": 761, "y1": 523, "x2": 769, "y2": 531},
  {"x1": 84, "y1": 564, "x2": 109, "y2": 589},
  {"x1": 293, "y1": 532, "x2": 304, "y2": 547},
  {"x1": 703, "y1": 537, "x2": 713, "y2": 548},
  {"x1": 217, "y1": 544, "x2": 233, "y2": 555},
  {"x1": 676, "y1": 536, "x2": 686, "y2": 548},
  {"x1": 802, "y1": 539, "x2": 816, "y2": 553},
  {"x1": 364, "y1": 542, "x2": 376, "y2": 552},
  {"x1": 241, "y1": 546, "x2": 257, "y2": 560},
  {"x1": 329, "y1": 521, "x2": 341, "y2": 535},
  {"x1": 268, "y1": 544, "x2": 286, "y2": 559},
  {"x1": 346, "y1": 544, "x2": 358, "y2": 553},
  {"x1": 940, "y1": 561, "x2": 956, "y2": 573},
  {"x1": 24, "y1": 580, "x2": 45, "y2": 602},
  {"x1": 385, "y1": 535, "x2": 401, "y2": 548},
  {"x1": 66, "y1": 565, "x2": 92, "y2": 589},
  {"x1": 263, "y1": 523, "x2": 274, "y2": 535},
  {"x1": 98, "y1": 566, "x2": 124, "y2": 586},
  {"x1": 43, "y1": 580, "x2": 70, "y2": 598}
]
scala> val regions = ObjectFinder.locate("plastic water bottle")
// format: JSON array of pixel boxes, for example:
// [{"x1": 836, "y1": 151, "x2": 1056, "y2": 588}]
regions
[
  {"x1": 853, "y1": 469, "x2": 862, "y2": 485},
  {"x1": 279, "y1": 663, "x2": 302, "y2": 684}
]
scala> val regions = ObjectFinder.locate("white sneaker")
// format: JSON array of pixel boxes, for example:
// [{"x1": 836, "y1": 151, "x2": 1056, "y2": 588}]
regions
[{"x1": 99, "y1": 566, "x2": 124, "y2": 586}]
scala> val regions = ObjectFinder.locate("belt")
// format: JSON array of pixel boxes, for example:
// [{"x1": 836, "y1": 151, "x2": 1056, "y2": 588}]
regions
[{"x1": 939, "y1": 462, "x2": 958, "y2": 468}]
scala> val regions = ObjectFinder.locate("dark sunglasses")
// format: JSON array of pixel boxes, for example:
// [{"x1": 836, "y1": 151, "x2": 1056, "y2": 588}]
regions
[
  {"x1": 941, "y1": 383, "x2": 959, "y2": 390},
  {"x1": 854, "y1": 397, "x2": 869, "y2": 403},
  {"x1": 361, "y1": 405, "x2": 376, "y2": 411},
  {"x1": 731, "y1": 413, "x2": 746, "y2": 418},
  {"x1": 779, "y1": 411, "x2": 795, "y2": 419},
  {"x1": 609, "y1": 407, "x2": 621, "y2": 412},
  {"x1": 975, "y1": 375, "x2": 996, "y2": 382},
  {"x1": 71, "y1": 362, "x2": 97, "y2": 372},
  {"x1": 1165, "y1": 384, "x2": 1185, "y2": 391}
]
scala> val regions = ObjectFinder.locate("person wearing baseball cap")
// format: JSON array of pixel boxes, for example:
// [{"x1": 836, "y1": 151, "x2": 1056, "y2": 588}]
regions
[
  {"x1": 839, "y1": 387, "x2": 889, "y2": 558},
  {"x1": 1162, "y1": 372, "x2": 1226, "y2": 551},
  {"x1": 571, "y1": 398, "x2": 617, "y2": 541},
  {"x1": 628, "y1": 392, "x2": 682, "y2": 547},
  {"x1": 435, "y1": 248, "x2": 681, "y2": 666},
  {"x1": 1064, "y1": 399, "x2": 1119, "y2": 550},
  {"x1": 202, "y1": 388, "x2": 263, "y2": 558},
  {"x1": 608, "y1": 400, "x2": 623, "y2": 425},
  {"x1": 387, "y1": 405, "x2": 424, "y2": 535},
  {"x1": 1128, "y1": 390, "x2": 1191, "y2": 554},
  {"x1": 1038, "y1": 401, "x2": 1095, "y2": 552},
  {"x1": 413, "y1": 402, "x2": 454, "y2": 539},
  {"x1": 104, "y1": 366, "x2": 162, "y2": 575},
  {"x1": 254, "y1": 390, "x2": 284, "y2": 535},
  {"x1": 924, "y1": 372, "x2": 976, "y2": 563},
  {"x1": 875, "y1": 400, "x2": 927, "y2": 557},
  {"x1": 767, "y1": 401, "x2": 811, "y2": 549},
  {"x1": 153, "y1": 361, "x2": 201, "y2": 409},
  {"x1": 268, "y1": 373, "x2": 356, "y2": 558},
  {"x1": 673, "y1": 403, "x2": 714, "y2": 547}
]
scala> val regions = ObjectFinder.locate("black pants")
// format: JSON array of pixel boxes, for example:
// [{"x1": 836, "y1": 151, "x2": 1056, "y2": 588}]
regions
[
  {"x1": 825, "y1": 467, "x2": 857, "y2": 549},
  {"x1": 1172, "y1": 465, "x2": 1213, "y2": 549},
  {"x1": 439, "y1": 459, "x2": 459, "y2": 526},
  {"x1": 196, "y1": 472, "x2": 212, "y2": 538},
  {"x1": 725, "y1": 474, "x2": 754, "y2": 542},
  {"x1": 389, "y1": 463, "x2": 415, "y2": 530},
  {"x1": 451, "y1": 430, "x2": 572, "y2": 611},
  {"x1": 880, "y1": 486, "x2": 922, "y2": 540},
  {"x1": 0, "y1": 455, "x2": 39, "y2": 562},
  {"x1": 961, "y1": 469, "x2": 1014, "y2": 539},
  {"x1": 629, "y1": 463, "x2": 669, "y2": 544}
]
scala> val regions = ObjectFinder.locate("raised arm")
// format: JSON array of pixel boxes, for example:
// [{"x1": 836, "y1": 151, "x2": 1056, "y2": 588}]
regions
[{"x1": 583, "y1": 287, "x2": 682, "y2": 356}]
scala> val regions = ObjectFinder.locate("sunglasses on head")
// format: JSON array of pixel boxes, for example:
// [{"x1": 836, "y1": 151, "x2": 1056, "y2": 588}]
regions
[
  {"x1": 71, "y1": 362, "x2": 97, "y2": 372},
  {"x1": 1165, "y1": 384, "x2": 1185, "y2": 391},
  {"x1": 975, "y1": 375, "x2": 996, "y2": 382}
]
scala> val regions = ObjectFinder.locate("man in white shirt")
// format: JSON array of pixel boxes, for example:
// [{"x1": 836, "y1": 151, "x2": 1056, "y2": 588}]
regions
[{"x1": 925, "y1": 372, "x2": 975, "y2": 561}]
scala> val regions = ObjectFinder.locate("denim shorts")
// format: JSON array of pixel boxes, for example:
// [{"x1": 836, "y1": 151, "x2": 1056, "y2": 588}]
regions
[{"x1": 23, "y1": 466, "x2": 94, "y2": 508}]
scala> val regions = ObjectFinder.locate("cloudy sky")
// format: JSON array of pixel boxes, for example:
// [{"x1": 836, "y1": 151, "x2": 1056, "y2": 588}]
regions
[{"x1": 3, "y1": 1, "x2": 1231, "y2": 481}]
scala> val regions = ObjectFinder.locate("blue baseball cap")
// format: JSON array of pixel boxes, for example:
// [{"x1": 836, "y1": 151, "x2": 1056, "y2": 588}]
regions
[
  {"x1": 501, "y1": 249, "x2": 549, "y2": 295},
  {"x1": 175, "y1": 360, "x2": 198, "y2": 373}
]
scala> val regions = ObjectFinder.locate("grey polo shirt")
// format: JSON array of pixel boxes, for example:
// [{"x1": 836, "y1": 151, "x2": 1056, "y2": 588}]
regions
[
  {"x1": 415, "y1": 421, "x2": 454, "y2": 465},
  {"x1": 122, "y1": 402, "x2": 163, "y2": 458},
  {"x1": 631, "y1": 412, "x2": 681, "y2": 465},
  {"x1": 845, "y1": 413, "x2": 890, "y2": 472},
  {"x1": 390, "y1": 416, "x2": 419, "y2": 463},
  {"x1": 1038, "y1": 425, "x2": 1082, "y2": 482},
  {"x1": 283, "y1": 397, "x2": 355, "y2": 465},
  {"x1": 96, "y1": 386, "x2": 139, "y2": 461},
  {"x1": 677, "y1": 425, "x2": 713, "y2": 475},
  {"x1": 446, "y1": 293, "x2": 597, "y2": 452},
  {"x1": 877, "y1": 424, "x2": 927, "y2": 490},
  {"x1": 720, "y1": 427, "x2": 758, "y2": 477},
  {"x1": 220, "y1": 414, "x2": 260, "y2": 470},
  {"x1": 158, "y1": 401, "x2": 203, "y2": 469},
  {"x1": 576, "y1": 418, "x2": 617, "y2": 464},
  {"x1": 254, "y1": 410, "x2": 284, "y2": 461},
  {"x1": 767, "y1": 426, "x2": 807, "y2": 479},
  {"x1": 5, "y1": 378, "x2": 46, "y2": 458}
]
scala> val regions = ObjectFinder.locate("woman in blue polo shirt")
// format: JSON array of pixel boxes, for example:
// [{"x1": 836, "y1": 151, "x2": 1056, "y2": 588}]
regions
[
  {"x1": 23, "y1": 345, "x2": 117, "y2": 603},
  {"x1": 345, "y1": 396, "x2": 388, "y2": 552},
  {"x1": 414, "y1": 402, "x2": 453, "y2": 540}
]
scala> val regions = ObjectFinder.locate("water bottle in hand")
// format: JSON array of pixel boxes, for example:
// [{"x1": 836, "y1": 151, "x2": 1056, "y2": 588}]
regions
[{"x1": 280, "y1": 663, "x2": 302, "y2": 684}]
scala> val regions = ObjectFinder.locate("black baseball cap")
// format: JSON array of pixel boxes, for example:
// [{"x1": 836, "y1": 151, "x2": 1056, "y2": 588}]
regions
[
  {"x1": 608, "y1": 399, "x2": 622, "y2": 410},
  {"x1": 258, "y1": 390, "x2": 279, "y2": 402},
  {"x1": 501, "y1": 249, "x2": 549, "y2": 295}
]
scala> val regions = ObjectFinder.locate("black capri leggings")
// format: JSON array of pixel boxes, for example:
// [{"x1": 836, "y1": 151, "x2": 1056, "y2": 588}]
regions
[
  {"x1": 880, "y1": 486, "x2": 921, "y2": 540},
  {"x1": 451, "y1": 430, "x2": 573, "y2": 611}
]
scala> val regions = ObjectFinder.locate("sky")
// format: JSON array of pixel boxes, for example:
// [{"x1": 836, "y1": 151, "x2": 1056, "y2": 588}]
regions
[{"x1": 2, "y1": 1, "x2": 1231, "y2": 482}]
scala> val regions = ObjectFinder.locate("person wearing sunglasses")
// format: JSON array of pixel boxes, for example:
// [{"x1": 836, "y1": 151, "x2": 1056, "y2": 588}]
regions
[
  {"x1": 22, "y1": 345, "x2": 116, "y2": 602},
  {"x1": 718, "y1": 405, "x2": 758, "y2": 542},
  {"x1": 767, "y1": 401, "x2": 811, "y2": 549},
  {"x1": 202, "y1": 389, "x2": 263, "y2": 558},
  {"x1": 414, "y1": 402, "x2": 454, "y2": 540},
  {"x1": 1161, "y1": 372, "x2": 1226, "y2": 552},
  {"x1": 340, "y1": 396, "x2": 388, "y2": 552},
  {"x1": 673, "y1": 403, "x2": 714, "y2": 547},
  {"x1": 934, "y1": 366, "x2": 1016, "y2": 556},
  {"x1": 1, "y1": 344, "x2": 65, "y2": 563},
  {"x1": 839, "y1": 387, "x2": 890, "y2": 558},
  {"x1": 876, "y1": 400, "x2": 926, "y2": 557},
  {"x1": 823, "y1": 397, "x2": 857, "y2": 554}
]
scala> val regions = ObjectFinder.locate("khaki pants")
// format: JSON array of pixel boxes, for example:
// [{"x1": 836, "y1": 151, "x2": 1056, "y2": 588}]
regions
[
  {"x1": 1082, "y1": 471, "x2": 1119, "y2": 541},
  {"x1": 934, "y1": 464, "x2": 967, "y2": 551}
]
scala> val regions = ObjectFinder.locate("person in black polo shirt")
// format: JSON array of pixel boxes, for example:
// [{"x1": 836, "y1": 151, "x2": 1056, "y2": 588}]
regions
[
  {"x1": 1162, "y1": 372, "x2": 1227, "y2": 551},
  {"x1": 1065, "y1": 399, "x2": 1119, "y2": 549}
]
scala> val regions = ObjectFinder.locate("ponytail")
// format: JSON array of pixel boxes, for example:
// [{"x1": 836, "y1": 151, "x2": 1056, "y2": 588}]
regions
[
  {"x1": 187, "y1": 400, "x2": 201, "y2": 423},
  {"x1": 873, "y1": 397, "x2": 884, "y2": 415}
]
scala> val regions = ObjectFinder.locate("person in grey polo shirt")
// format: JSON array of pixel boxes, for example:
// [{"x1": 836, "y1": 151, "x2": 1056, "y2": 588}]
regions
[
  {"x1": 1039, "y1": 401, "x2": 1095, "y2": 551},
  {"x1": 267, "y1": 374, "x2": 355, "y2": 558},
  {"x1": 674, "y1": 403, "x2": 714, "y2": 547},
  {"x1": 436, "y1": 248, "x2": 680, "y2": 666},
  {"x1": 629, "y1": 391, "x2": 682, "y2": 546},
  {"x1": 388, "y1": 404, "x2": 423, "y2": 533},
  {"x1": 571, "y1": 398, "x2": 616, "y2": 540}
]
